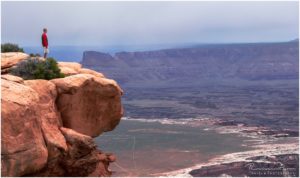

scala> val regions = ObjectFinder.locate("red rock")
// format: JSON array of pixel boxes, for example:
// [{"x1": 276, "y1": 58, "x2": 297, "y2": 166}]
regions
[
  {"x1": 1, "y1": 52, "x2": 29, "y2": 69},
  {"x1": 57, "y1": 61, "x2": 106, "y2": 78},
  {"x1": 1, "y1": 78, "x2": 48, "y2": 176},
  {"x1": 88, "y1": 153, "x2": 113, "y2": 177},
  {"x1": 79, "y1": 68, "x2": 105, "y2": 78},
  {"x1": 58, "y1": 62, "x2": 82, "y2": 72},
  {"x1": 1, "y1": 57, "x2": 123, "y2": 177},
  {"x1": 59, "y1": 66, "x2": 78, "y2": 76},
  {"x1": 1, "y1": 74, "x2": 24, "y2": 83},
  {"x1": 51, "y1": 74, "x2": 123, "y2": 137},
  {"x1": 107, "y1": 154, "x2": 117, "y2": 162},
  {"x1": 25, "y1": 80, "x2": 68, "y2": 157},
  {"x1": 60, "y1": 127, "x2": 110, "y2": 176}
]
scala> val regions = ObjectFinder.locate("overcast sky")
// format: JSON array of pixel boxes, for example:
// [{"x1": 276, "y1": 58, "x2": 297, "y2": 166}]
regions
[{"x1": 1, "y1": 1, "x2": 299, "y2": 47}]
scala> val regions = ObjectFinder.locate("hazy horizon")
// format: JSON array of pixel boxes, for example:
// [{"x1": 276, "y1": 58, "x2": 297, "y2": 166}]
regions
[
  {"x1": 2, "y1": 1, "x2": 299, "y2": 47},
  {"x1": 21, "y1": 37, "x2": 299, "y2": 47}
]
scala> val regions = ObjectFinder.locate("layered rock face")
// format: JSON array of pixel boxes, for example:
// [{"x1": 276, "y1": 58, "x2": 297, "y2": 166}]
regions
[
  {"x1": 82, "y1": 41, "x2": 298, "y2": 86},
  {"x1": 1, "y1": 53, "x2": 123, "y2": 176}
]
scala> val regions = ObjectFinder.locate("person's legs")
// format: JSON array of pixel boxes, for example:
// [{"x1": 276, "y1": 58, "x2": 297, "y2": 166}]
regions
[{"x1": 43, "y1": 47, "x2": 48, "y2": 58}]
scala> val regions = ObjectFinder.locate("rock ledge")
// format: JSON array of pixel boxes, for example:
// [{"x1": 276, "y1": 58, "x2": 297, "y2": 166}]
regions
[{"x1": 1, "y1": 53, "x2": 123, "y2": 176}]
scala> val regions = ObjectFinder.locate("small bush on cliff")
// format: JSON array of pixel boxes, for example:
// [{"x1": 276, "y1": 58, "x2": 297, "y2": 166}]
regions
[
  {"x1": 29, "y1": 53, "x2": 41, "y2": 57},
  {"x1": 10, "y1": 57, "x2": 65, "y2": 80},
  {"x1": 1, "y1": 43, "x2": 24, "y2": 53}
]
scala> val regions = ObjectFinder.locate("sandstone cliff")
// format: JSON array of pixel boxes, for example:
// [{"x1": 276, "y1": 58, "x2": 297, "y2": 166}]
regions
[{"x1": 1, "y1": 53, "x2": 123, "y2": 176}]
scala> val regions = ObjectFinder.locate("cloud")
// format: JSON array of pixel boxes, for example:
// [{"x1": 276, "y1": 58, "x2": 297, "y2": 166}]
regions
[{"x1": 1, "y1": 1, "x2": 299, "y2": 46}]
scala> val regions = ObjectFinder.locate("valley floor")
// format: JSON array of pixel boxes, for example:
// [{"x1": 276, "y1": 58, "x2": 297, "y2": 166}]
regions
[
  {"x1": 95, "y1": 118, "x2": 298, "y2": 177},
  {"x1": 96, "y1": 81, "x2": 298, "y2": 177}
]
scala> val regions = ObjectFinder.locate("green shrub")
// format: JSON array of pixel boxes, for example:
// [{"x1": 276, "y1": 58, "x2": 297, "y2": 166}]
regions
[
  {"x1": 1, "y1": 43, "x2": 24, "y2": 53},
  {"x1": 29, "y1": 53, "x2": 41, "y2": 57},
  {"x1": 10, "y1": 57, "x2": 65, "y2": 80}
]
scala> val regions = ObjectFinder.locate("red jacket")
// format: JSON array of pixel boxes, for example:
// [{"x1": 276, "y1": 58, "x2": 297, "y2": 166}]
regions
[{"x1": 42, "y1": 33, "x2": 48, "y2": 48}]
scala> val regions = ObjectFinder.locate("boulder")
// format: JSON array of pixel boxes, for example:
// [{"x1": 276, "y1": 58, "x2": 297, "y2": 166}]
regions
[
  {"x1": 1, "y1": 52, "x2": 29, "y2": 69},
  {"x1": 88, "y1": 153, "x2": 114, "y2": 177},
  {"x1": 51, "y1": 74, "x2": 123, "y2": 137},
  {"x1": 25, "y1": 80, "x2": 68, "y2": 155},
  {"x1": 1, "y1": 74, "x2": 24, "y2": 83},
  {"x1": 59, "y1": 66, "x2": 78, "y2": 76},
  {"x1": 1, "y1": 78, "x2": 48, "y2": 176},
  {"x1": 79, "y1": 68, "x2": 105, "y2": 78},
  {"x1": 60, "y1": 127, "x2": 95, "y2": 158},
  {"x1": 58, "y1": 62, "x2": 82, "y2": 72},
  {"x1": 24, "y1": 80, "x2": 68, "y2": 176},
  {"x1": 57, "y1": 61, "x2": 105, "y2": 78},
  {"x1": 30, "y1": 127, "x2": 113, "y2": 177},
  {"x1": 60, "y1": 127, "x2": 111, "y2": 176}
]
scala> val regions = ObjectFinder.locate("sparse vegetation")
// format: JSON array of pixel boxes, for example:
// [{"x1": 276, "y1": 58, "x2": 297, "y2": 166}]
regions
[
  {"x1": 1, "y1": 43, "x2": 24, "y2": 53},
  {"x1": 10, "y1": 57, "x2": 65, "y2": 80},
  {"x1": 29, "y1": 53, "x2": 41, "y2": 57}
]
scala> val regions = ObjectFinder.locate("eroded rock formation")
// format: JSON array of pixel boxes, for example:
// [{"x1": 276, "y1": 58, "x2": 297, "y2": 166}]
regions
[
  {"x1": 1, "y1": 53, "x2": 123, "y2": 176},
  {"x1": 52, "y1": 74, "x2": 123, "y2": 137},
  {"x1": 1, "y1": 52, "x2": 29, "y2": 74}
]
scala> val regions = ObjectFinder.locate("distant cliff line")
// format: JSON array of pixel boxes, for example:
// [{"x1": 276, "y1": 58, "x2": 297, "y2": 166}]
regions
[
  {"x1": 82, "y1": 39, "x2": 299, "y2": 62},
  {"x1": 81, "y1": 40, "x2": 299, "y2": 87}
]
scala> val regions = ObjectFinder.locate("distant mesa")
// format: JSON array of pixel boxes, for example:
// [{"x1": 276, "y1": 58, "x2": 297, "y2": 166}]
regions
[{"x1": 81, "y1": 40, "x2": 299, "y2": 87}]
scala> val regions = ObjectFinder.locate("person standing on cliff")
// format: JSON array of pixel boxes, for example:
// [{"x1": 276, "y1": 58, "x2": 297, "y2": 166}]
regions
[{"x1": 41, "y1": 28, "x2": 49, "y2": 58}]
